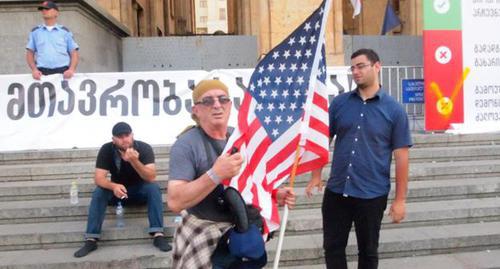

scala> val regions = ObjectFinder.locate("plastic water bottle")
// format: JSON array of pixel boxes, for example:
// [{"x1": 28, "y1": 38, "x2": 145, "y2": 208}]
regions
[
  {"x1": 116, "y1": 201, "x2": 125, "y2": 228},
  {"x1": 70, "y1": 180, "x2": 79, "y2": 205}
]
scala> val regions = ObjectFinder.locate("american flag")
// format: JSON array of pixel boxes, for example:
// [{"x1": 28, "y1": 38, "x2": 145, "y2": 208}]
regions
[{"x1": 223, "y1": 0, "x2": 331, "y2": 233}]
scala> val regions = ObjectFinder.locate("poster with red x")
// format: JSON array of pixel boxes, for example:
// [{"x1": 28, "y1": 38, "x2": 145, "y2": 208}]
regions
[
  {"x1": 424, "y1": 30, "x2": 463, "y2": 130},
  {"x1": 423, "y1": 0, "x2": 463, "y2": 131}
]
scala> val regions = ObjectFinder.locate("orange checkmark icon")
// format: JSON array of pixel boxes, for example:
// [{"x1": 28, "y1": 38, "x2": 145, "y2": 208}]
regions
[{"x1": 429, "y1": 67, "x2": 470, "y2": 118}]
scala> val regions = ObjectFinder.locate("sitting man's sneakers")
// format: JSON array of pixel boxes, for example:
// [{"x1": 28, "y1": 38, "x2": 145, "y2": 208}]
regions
[
  {"x1": 74, "y1": 239, "x2": 98, "y2": 258},
  {"x1": 153, "y1": 235, "x2": 172, "y2": 252},
  {"x1": 73, "y1": 235, "x2": 170, "y2": 257}
]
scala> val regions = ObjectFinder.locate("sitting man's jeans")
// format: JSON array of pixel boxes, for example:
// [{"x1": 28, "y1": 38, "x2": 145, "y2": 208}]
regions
[{"x1": 84, "y1": 182, "x2": 164, "y2": 239}]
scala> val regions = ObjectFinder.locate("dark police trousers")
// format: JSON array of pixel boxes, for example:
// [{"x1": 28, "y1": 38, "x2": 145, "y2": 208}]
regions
[
  {"x1": 38, "y1": 66, "x2": 69, "y2": 75},
  {"x1": 322, "y1": 189, "x2": 387, "y2": 269}
]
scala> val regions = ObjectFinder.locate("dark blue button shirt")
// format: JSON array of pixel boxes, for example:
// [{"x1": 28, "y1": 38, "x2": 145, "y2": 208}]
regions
[{"x1": 326, "y1": 88, "x2": 412, "y2": 199}]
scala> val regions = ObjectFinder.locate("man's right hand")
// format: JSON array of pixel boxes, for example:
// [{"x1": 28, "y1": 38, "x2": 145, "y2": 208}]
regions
[
  {"x1": 212, "y1": 152, "x2": 243, "y2": 179},
  {"x1": 112, "y1": 183, "x2": 128, "y2": 199},
  {"x1": 32, "y1": 69, "x2": 42, "y2": 80}
]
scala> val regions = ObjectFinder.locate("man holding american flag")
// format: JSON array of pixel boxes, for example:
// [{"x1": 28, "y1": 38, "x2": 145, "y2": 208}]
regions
[
  {"x1": 167, "y1": 79, "x2": 295, "y2": 269},
  {"x1": 168, "y1": 0, "x2": 333, "y2": 267}
]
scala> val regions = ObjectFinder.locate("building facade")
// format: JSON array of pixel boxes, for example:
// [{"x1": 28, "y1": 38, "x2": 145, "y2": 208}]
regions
[
  {"x1": 0, "y1": 0, "x2": 424, "y2": 75},
  {"x1": 95, "y1": 0, "x2": 423, "y2": 66}
]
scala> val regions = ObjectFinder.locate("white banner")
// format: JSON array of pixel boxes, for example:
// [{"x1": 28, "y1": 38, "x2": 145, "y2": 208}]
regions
[
  {"x1": 450, "y1": 0, "x2": 500, "y2": 134},
  {"x1": 0, "y1": 67, "x2": 353, "y2": 151}
]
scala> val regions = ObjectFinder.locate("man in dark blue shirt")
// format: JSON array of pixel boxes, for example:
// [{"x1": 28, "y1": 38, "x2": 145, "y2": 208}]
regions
[{"x1": 306, "y1": 48, "x2": 412, "y2": 269}]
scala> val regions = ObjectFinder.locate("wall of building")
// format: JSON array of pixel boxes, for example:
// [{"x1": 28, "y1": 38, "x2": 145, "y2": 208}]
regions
[
  {"x1": 168, "y1": 0, "x2": 195, "y2": 35},
  {"x1": 102, "y1": 0, "x2": 167, "y2": 37},
  {"x1": 343, "y1": 35, "x2": 422, "y2": 66},
  {"x1": 122, "y1": 35, "x2": 257, "y2": 71},
  {"x1": 343, "y1": 0, "x2": 423, "y2": 36},
  {"x1": 233, "y1": 0, "x2": 345, "y2": 65},
  {"x1": 0, "y1": 0, "x2": 129, "y2": 75},
  {"x1": 1, "y1": 0, "x2": 426, "y2": 76},
  {"x1": 195, "y1": 0, "x2": 228, "y2": 34},
  {"x1": 205, "y1": 0, "x2": 227, "y2": 33},
  {"x1": 400, "y1": 0, "x2": 423, "y2": 36}
]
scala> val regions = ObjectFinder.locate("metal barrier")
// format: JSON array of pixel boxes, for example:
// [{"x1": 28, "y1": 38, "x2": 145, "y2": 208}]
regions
[
  {"x1": 379, "y1": 66, "x2": 424, "y2": 131},
  {"x1": 380, "y1": 66, "x2": 424, "y2": 117}
]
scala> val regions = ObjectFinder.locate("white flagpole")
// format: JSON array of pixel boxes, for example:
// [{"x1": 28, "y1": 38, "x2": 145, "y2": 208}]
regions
[
  {"x1": 273, "y1": 146, "x2": 301, "y2": 269},
  {"x1": 272, "y1": 205, "x2": 289, "y2": 269}
]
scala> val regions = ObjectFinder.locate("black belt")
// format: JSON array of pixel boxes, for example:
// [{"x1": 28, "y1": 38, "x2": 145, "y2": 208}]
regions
[{"x1": 38, "y1": 66, "x2": 69, "y2": 75}]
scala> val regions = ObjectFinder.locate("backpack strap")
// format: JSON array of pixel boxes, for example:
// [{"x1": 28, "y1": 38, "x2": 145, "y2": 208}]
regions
[{"x1": 196, "y1": 126, "x2": 233, "y2": 176}]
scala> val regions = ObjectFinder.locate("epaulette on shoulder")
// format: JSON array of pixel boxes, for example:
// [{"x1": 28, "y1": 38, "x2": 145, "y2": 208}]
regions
[
  {"x1": 31, "y1": 25, "x2": 41, "y2": 32},
  {"x1": 177, "y1": 125, "x2": 197, "y2": 138},
  {"x1": 61, "y1": 26, "x2": 71, "y2": 32}
]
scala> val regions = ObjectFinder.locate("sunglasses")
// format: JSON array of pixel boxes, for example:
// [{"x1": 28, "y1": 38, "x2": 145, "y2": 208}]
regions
[{"x1": 195, "y1": 95, "x2": 231, "y2": 106}]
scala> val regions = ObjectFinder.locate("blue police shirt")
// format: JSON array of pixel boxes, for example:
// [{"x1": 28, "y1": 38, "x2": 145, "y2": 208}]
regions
[
  {"x1": 326, "y1": 88, "x2": 412, "y2": 199},
  {"x1": 26, "y1": 24, "x2": 79, "y2": 69}
]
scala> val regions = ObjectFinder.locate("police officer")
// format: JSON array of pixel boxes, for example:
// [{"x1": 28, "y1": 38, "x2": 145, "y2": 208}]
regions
[{"x1": 26, "y1": 1, "x2": 79, "y2": 80}]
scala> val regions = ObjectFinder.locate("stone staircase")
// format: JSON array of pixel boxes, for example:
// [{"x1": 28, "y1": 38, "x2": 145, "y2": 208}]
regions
[{"x1": 0, "y1": 133, "x2": 499, "y2": 268}]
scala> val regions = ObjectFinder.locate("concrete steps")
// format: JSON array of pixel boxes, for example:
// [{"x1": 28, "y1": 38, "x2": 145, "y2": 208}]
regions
[
  {"x1": 2, "y1": 143, "x2": 499, "y2": 166},
  {"x1": 0, "y1": 244, "x2": 172, "y2": 269},
  {"x1": 1, "y1": 133, "x2": 499, "y2": 184},
  {"x1": 291, "y1": 159, "x2": 500, "y2": 187},
  {"x1": 0, "y1": 197, "x2": 176, "y2": 224},
  {"x1": 2, "y1": 178, "x2": 499, "y2": 224},
  {"x1": 0, "y1": 159, "x2": 170, "y2": 182},
  {"x1": 287, "y1": 197, "x2": 500, "y2": 234},
  {"x1": 295, "y1": 176, "x2": 500, "y2": 208},
  {"x1": 0, "y1": 177, "x2": 168, "y2": 202},
  {"x1": 2, "y1": 157, "x2": 499, "y2": 187},
  {"x1": 411, "y1": 132, "x2": 500, "y2": 147},
  {"x1": 281, "y1": 249, "x2": 500, "y2": 269},
  {"x1": 267, "y1": 221, "x2": 500, "y2": 267},
  {"x1": 1, "y1": 174, "x2": 499, "y2": 205},
  {"x1": 409, "y1": 144, "x2": 500, "y2": 162},
  {"x1": 0, "y1": 217, "x2": 176, "y2": 251},
  {"x1": 2, "y1": 197, "x2": 498, "y2": 251},
  {"x1": 0, "y1": 132, "x2": 498, "y2": 165},
  {"x1": 0, "y1": 146, "x2": 170, "y2": 165},
  {"x1": 1, "y1": 132, "x2": 500, "y2": 268},
  {"x1": 2, "y1": 221, "x2": 499, "y2": 269}
]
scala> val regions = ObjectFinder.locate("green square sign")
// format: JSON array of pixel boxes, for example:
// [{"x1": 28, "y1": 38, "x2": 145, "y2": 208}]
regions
[{"x1": 424, "y1": 0, "x2": 461, "y2": 30}]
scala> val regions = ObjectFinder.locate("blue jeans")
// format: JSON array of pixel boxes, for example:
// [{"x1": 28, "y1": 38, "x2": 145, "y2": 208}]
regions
[
  {"x1": 322, "y1": 189, "x2": 387, "y2": 269},
  {"x1": 84, "y1": 182, "x2": 164, "y2": 239}
]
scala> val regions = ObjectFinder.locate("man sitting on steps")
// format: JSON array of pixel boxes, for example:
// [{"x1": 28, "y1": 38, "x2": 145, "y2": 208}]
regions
[{"x1": 74, "y1": 121, "x2": 172, "y2": 257}]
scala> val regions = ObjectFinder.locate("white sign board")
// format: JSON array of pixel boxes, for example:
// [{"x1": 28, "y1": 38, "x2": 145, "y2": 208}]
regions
[
  {"x1": 452, "y1": 0, "x2": 500, "y2": 133},
  {"x1": 0, "y1": 68, "x2": 352, "y2": 151}
]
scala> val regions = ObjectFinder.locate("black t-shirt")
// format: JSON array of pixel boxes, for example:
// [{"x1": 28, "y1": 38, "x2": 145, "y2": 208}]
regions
[{"x1": 95, "y1": 140, "x2": 155, "y2": 186}]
